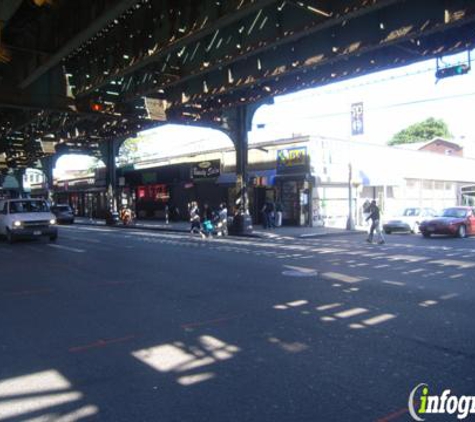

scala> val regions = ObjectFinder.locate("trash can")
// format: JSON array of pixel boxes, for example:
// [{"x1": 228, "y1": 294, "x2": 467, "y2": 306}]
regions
[
  {"x1": 105, "y1": 211, "x2": 120, "y2": 226},
  {"x1": 230, "y1": 213, "x2": 253, "y2": 235}
]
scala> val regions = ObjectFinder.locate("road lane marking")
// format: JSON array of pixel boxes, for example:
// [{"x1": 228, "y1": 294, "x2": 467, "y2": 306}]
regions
[
  {"x1": 1, "y1": 288, "x2": 52, "y2": 297},
  {"x1": 48, "y1": 244, "x2": 85, "y2": 253},
  {"x1": 68, "y1": 335, "x2": 136, "y2": 353},
  {"x1": 181, "y1": 314, "x2": 244, "y2": 329},
  {"x1": 61, "y1": 236, "x2": 102, "y2": 244},
  {"x1": 375, "y1": 407, "x2": 408, "y2": 422}
]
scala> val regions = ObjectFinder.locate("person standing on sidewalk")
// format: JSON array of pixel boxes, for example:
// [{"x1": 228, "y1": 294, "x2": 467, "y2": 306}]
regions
[{"x1": 366, "y1": 200, "x2": 385, "y2": 244}]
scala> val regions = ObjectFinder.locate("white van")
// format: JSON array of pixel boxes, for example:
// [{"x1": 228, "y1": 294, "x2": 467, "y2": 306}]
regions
[{"x1": 0, "y1": 199, "x2": 58, "y2": 243}]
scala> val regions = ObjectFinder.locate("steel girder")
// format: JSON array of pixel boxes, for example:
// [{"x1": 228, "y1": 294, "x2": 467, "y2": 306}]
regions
[
  {"x1": 63, "y1": 0, "x2": 475, "y2": 123},
  {"x1": 1, "y1": 0, "x2": 475, "y2": 168}
]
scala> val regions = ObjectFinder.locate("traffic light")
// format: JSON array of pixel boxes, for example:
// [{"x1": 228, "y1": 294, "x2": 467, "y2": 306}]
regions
[{"x1": 436, "y1": 63, "x2": 470, "y2": 79}]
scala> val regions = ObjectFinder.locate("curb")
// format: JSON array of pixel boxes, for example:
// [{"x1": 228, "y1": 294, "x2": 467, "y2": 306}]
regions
[
  {"x1": 299, "y1": 230, "x2": 366, "y2": 239},
  {"x1": 74, "y1": 221, "x2": 363, "y2": 239},
  {"x1": 74, "y1": 221, "x2": 261, "y2": 238}
]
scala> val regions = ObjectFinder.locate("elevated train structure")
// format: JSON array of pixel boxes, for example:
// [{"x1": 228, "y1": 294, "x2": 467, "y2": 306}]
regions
[{"x1": 1, "y1": 0, "x2": 474, "y2": 217}]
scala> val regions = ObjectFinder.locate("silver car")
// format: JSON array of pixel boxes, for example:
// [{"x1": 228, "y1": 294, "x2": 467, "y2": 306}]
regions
[{"x1": 383, "y1": 207, "x2": 437, "y2": 234}]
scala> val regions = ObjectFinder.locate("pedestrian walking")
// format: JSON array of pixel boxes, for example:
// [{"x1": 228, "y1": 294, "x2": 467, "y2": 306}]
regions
[
  {"x1": 217, "y1": 202, "x2": 228, "y2": 236},
  {"x1": 362, "y1": 199, "x2": 371, "y2": 227},
  {"x1": 366, "y1": 200, "x2": 385, "y2": 244},
  {"x1": 189, "y1": 201, "x2": 201, "y2": 234},
  {"x1": 261, "y1": 200, "x2": 275, "y2": 229}
]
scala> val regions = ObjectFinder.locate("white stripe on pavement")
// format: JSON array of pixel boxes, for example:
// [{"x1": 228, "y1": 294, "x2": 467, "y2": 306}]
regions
[{"x1": 47, "y1": 244, "x2": 85, "y2": 253}]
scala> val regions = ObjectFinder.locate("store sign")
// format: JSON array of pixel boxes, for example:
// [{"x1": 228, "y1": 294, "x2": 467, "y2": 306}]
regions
[
  {"x1": 277, "y1": 147, "x2": 307, "y2": 168},
  {"x1": 142, "y1": 172, "x2": 157, "y2": 184},
  {"x1": 192, "y1": 160, "x2": 221, "y2": 179}
]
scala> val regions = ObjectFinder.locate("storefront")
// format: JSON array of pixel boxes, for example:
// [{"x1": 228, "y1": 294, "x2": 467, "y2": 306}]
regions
[
  {"x1": 121, "y1": 160, "x2": 227, "y2": 220},
  {"x1": 54, "y1": 177, "x2": 107, "y2": 218},
  {"x1": 274, "y1": 146, "x2": 312, "y2": 226}
]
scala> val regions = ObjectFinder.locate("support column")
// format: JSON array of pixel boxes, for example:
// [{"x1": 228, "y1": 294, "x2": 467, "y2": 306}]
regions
[
  {"x1": 39, "y1": 156, "x2": 55, "y2": 203},
  {"x1": 106, "y1": 139, "x2": 118, "y2": 213},
  {"x1": 234, "y1": 105, "x2": 250, "y2": 216},
  {"x1": 101, "y1": 137, "x2": 123, "y2": 224},
  {"x1": 221, "y1": 101, "x2": 270, "y2": 234},
  {"x1": 13, "y1": 168, "x2": 28, "y2": 198}
]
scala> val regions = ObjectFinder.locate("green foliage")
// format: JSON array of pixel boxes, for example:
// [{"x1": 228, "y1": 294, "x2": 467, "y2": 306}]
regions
[
  {"x1": 388, "y1": 118, "x2": 451, "y2": 146},
  {"x1": 117, "y1": 137, "x2": 141, "y2": 164}
]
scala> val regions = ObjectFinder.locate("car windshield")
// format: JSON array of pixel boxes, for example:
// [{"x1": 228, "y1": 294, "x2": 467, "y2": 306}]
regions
[
  {"x1": 402, "y1": 208, "x2": 420, "y2": 217},
  {"x1": 441, "y1": 208, "x2": 468, "y2": 218},
  {"x1": 9, "y1": 200, "x2": 49, "y2": 214},
  {"x1": 54, "y1": 205, "x2": 71, "y2": 212}
]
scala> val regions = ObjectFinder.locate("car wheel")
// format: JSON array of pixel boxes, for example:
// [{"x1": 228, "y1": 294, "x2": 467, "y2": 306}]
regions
[
  {"x1": 6, "y1": 229, "x2": 15, "y2": 244},
  {"x1": 457, "y1": 225, "x2": 466, "y2": 239},
  {"x1": 422, "y1": 232, "x2": 431, "y2": 238}
]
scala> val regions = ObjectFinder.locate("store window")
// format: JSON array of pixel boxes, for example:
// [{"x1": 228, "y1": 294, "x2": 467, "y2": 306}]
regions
[{"x1": 137, "y1": 184, "x2": 169, "y2": 202}]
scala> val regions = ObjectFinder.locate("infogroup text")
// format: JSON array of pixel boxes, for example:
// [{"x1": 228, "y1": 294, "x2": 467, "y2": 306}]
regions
[{"x1": 409, "y1": 383, "x2": 475, "y2": 421}]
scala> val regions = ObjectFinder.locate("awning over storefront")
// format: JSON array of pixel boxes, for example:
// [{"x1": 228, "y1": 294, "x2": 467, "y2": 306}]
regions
[
  {"x1": 216, "y1": 173, "x2": 237, "y2": 185},
  {"x1": 357, "y1": 167, "x2": 403, "y2": 187},
  {"x1": 216, "y1": 170, "x2": 276, "y2": 185}
]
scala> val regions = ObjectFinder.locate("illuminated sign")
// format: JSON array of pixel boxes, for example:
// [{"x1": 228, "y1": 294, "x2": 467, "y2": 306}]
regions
[{"x1": 277, "y1": 147, "x2": 307, "y2": 168}]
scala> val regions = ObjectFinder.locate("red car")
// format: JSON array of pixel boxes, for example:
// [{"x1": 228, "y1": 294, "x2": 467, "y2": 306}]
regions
[{"x1": 419, "y1": 206, "x2": 475, "y2": 238}]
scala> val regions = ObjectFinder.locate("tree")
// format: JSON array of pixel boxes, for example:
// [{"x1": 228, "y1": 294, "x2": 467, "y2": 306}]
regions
[
  {"x1": 388, "y1": 118, "x2": 451, "y2": 146},
  {"x1": 117, "y1": 137, "x2": 141, "y2": 165}
]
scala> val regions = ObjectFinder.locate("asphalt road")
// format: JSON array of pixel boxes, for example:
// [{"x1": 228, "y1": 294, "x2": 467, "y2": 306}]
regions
[{"x1": 1, "y1": 226, "x2": 474, "y2": 422}]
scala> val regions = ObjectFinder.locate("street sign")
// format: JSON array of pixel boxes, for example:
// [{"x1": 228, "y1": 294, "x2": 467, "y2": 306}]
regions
[
  {"x1": 144, "y1": 97, "x2": 168, "y2": 121},
  {"x1": 351, "y1": 102, "x2": 364, "y2": 136}
]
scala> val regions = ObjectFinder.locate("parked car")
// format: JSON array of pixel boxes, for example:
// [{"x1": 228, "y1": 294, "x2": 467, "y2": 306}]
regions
[
  {"x1": 0, "y1": 199, "x2": 58, "y2": 243},
  {"x1": 51, "y1": 204, "x2": 75, "y2": 224},
  {"x1": 419, "y1": 206, "x2": 475, "y2": 238},
  {"x1": 383, "y1": 207, "x2": 437, "y2": 234}
]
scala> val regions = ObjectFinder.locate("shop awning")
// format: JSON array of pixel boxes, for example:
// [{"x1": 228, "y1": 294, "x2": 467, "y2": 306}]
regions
[
  {"x1": 216, "y1": 170, "x2": 276, "y2": 185},
  {"x1": 216, "y1": 173, "x2": 237, "y2": 185},
  {"x1": 357, "y1": 167, "x2": 403, "y2": 187}
]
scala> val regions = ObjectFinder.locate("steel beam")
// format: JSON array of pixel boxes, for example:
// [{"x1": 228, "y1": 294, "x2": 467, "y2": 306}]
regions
[
  {"x1": 19, "y1": 0, "x2": 141, "y2": 89},
  {"x1": 74, "y1": 0, "x2": 280, "y2": 97}
]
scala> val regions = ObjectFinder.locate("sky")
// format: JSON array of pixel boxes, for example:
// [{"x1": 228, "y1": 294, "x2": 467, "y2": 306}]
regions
[{"x1": 55, "y1": 49, "x2": 475, "y2": 177}]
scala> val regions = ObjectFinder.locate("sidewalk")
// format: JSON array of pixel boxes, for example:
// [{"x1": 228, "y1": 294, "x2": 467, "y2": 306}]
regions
[{"x1": 74, "y1": 217, "x2": 365, "y2": 239}]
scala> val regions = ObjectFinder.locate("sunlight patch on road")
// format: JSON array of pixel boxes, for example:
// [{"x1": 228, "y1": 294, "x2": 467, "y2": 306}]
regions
[
  {"x1": 387, "y1": 255, "x2": 427, "y2": 263},
  {"x1": 321, "y1": 272, "x2": 366, "y2": 284},
  {"x1": 334, "y1": 307, "x2": 369, "y2": 319},
  {"x1": 419, "y1": 300, "x2": 438, "y2": 307},
  {"x1": 132, "y1": 336, "x2": 240, "y2": 386},
  {"x1": 316, "y1": 303, "x2": 343, "y2": 311},
  {"x1": 268, "y1": 337, "x2": 309, "y2": 353},
  {"x1": 0, "y1": 370, "x2": 98, "y2": 421},
  {"x1": 382, "y1": 280, "x2": 405, "y2": 287},
  {"x1": 361, "y1": 313, "x2": 396, "y2": 326},
  {"x1": 429, "y1": 259, "x2": 475, "y2": 269}
]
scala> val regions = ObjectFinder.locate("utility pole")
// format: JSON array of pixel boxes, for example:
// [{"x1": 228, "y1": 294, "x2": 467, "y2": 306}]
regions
[{"x1": 346, "y1": 163, "x2": 355, "y2": 230}]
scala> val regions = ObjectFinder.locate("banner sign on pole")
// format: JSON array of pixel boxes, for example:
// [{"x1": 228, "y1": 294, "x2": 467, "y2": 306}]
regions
[{"x1": 351, "y1": 102, "x2": 364, "y2": 136}]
